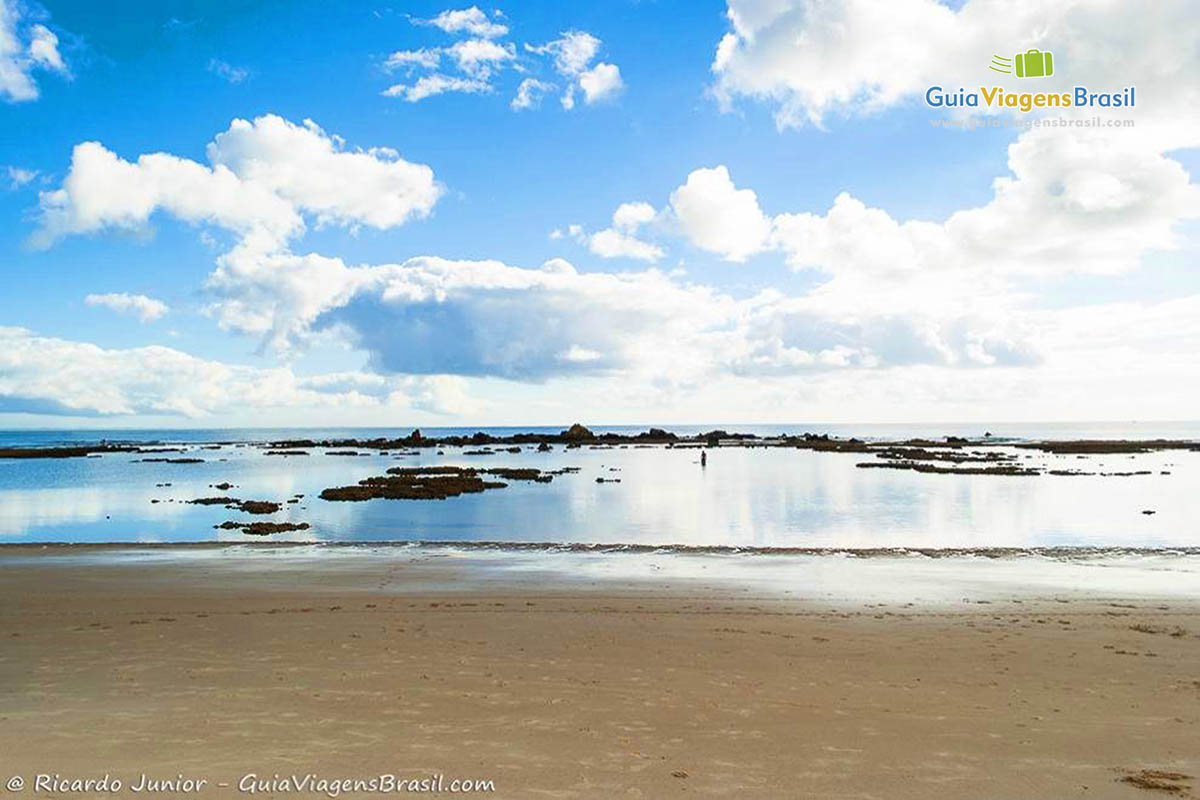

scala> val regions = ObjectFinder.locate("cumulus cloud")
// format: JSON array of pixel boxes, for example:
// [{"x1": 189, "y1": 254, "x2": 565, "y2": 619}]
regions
[
  {"x1": 712, "y1": 0, "x2": 1200, "y2": 140},
  {"x1": 669, "y1": 166, "x2": 771, "y2": 262},
  {"x1": 1, "y1": 0, "x2": 69, "y2": 102},
  {"x1": 572, "y1": 201, "x2": 664, "y2": 262},
  {"x1": 530, "y1": 31, "x2": 599, "y2": 76},
  {"x1": 446, "y1": 38, "x2": 514, "y2": 77},
  {"x1": 529, "y1": 30, "x2": 623, "y2": 110},
  {"x1": 33, "y1": 114, "x2": 441, "y2": 251},
  {"x1": 579, "y1": 62, "x2": 622, "y2": 104},
  {"x1": 419, "y1": 6, "x2": 507, "y2": 40},
  {"x1": 0, "y1": 327, "x2": 477, "y2": 418},
  {"x1": 85, "y1": 293, "x2": 169, "y2": 322}
]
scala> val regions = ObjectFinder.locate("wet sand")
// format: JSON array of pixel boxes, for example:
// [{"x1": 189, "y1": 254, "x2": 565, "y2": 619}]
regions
[{"x1": 0, "y1": 548, "x2": 1196, "y2": 799}]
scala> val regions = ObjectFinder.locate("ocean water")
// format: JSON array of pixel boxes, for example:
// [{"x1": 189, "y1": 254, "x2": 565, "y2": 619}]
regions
[{"x1": 0, "y1": 425, "x2": 1197, "y2": 548}]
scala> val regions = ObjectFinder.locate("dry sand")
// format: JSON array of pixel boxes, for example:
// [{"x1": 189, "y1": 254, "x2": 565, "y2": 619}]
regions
[{"x1": 0, "y1": 546, "x2": 1196, "y2": 799}]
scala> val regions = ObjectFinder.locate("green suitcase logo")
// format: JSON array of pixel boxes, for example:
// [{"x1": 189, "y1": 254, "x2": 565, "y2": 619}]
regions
[{"x1": 989, "y1": 49, "x2": 1055, "y2": 78}]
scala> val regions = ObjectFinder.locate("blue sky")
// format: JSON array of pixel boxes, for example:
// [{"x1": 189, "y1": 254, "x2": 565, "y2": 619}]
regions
[{"x1": 1, "y1": 0, "x2": 1198, "y2": 427}]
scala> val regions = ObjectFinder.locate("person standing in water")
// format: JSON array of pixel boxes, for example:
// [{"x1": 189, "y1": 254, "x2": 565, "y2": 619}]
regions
[{"x1": 700, "y1": 450, "x2": 707, "y2": 467}]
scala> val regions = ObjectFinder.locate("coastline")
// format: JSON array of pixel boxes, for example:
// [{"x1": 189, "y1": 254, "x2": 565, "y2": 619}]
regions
[{"x1": 1, "y1": 548, "x2": 1196, "y2": 798}]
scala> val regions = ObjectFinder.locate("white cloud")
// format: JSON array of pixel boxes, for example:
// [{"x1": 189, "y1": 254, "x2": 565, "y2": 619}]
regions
[
  {"x1": 207, "y1": 58, "x2": 249, "y2": 84},
  {"x1": 611, "y1": 201, "x2": 656, "y2": 231},
  {"x1": 33, "y1": 114, "x2": 441, "y2": 251},
  {"x1": 384, "y1": 48, "x2": 441, "y2": 71},
  {"x1": 385, "y1": 14, "x2": 622, "y2": 113},
  {"x1": 382, "y1": 73, "x2": 491, "y2": 101},
  {"x1": 5, "y1": 165, "x2": 36, "y2": 188},
  {"x1": 512, "y1": 78, "x2": 554, "y2": 110},
  {"x1": 669, "y1": 166, "x2": 771, "y2": 262},
  {"x1": 587, "y1": 229, "x2": 664, "y2": 262},
  {"x1": 712, "y1": 0, "x2": 1200, "y2": 141},
  {"x1": 205, "y1": 116, "x2": 441, "y2": 231},
  {"x1": 446, "y1": 38, "x2": 514, "y2": 77},
  {"x1": 579, "y1": 62, "x2": 622, "y2": 104},
  {"x1": 530, "y1": 31, "x2": 600, "y2": 76},
  {"x1": 0, "y1": 327, "x2": 470, "y2": 418},
  {"x1": 85, "y1": 293, "x2": 169, "y2": 322},
  {"x1": 27, "y1": 23, "x2": 61, "y2": 71},
  {"x1": 1, "y1": 0, "x2": 69, "y2": 102},
  {"x1": 577, "y1": 201, "x2": 664, "y2": 262},
  {"x1": 529, "y1": 31, "x2": 623, "y2": 111},
  {"x1": 769, "y1": 128, "x2": 1200, "y2": 315},
  {"x1": 419, "y1": 6, "x2": 508, "y2": 39}
]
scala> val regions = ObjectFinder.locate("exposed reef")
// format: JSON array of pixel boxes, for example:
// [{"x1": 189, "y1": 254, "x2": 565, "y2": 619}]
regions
[
  {"x1": 214, "y1": 521, "x2": 311, "y2": 535},
  {"x1": 0, "y1": 445, "x2": 142, "y2": 459},
  {"x1": 1014, "y1": 439, "x2": 1200, "y2": 454},
  {"x1": 319, "y1": 465, "x2": 560, "y2": 502}
]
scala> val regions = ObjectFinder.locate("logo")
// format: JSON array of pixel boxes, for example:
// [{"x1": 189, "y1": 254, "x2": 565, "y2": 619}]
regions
[
  {"x1": 990, "y1": 49, "x2": 1055, "y2": 79},
  {"x1": 924, "y1": 47, "x2": 1134, "y2": 113}
]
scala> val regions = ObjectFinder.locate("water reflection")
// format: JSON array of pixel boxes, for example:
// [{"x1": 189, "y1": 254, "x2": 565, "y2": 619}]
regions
[{"x1": 0, "y1": 443, "x2": 1196, "y2": 548}]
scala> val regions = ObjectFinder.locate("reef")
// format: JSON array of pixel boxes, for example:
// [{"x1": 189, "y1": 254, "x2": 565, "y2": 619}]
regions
[
  {"x1": 857, "y1": 462, "x2": 1040, "y2": 476},
  {"x1": 0, "y1": 445, "x2": 139, "y2": 459},
  {"x1": 214, "y1": 521, "x2": 311, "y2": 535},
  {"x1": 319, "y1": 465, "x2": 559, "y2": 502}
]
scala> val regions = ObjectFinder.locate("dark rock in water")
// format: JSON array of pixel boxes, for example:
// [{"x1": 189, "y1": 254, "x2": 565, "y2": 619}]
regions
[
  {"x1": 871, "y1": 447, "x2": 1014, "y2": 465},
  {"x1": 232, "y1": 500, "x2": 282, "y2": 515},
  {"x1": 1018, "y1": 440, "x2": 1199, "y2": 454},
  {"x1": 137, "y1": 447, "x2": 186, "y2": 454},
  {"x1": 136, "y1": 457, "x2": 205, "y2": 463},
  {"x1": 320, "y1": 465, "x2": 557, "y2": 501},
  {"x1": 562, "y1": 423, "x2": 595, "y2": 441},
  {"x1": 463, "y1": 449, "x2": 492, "y2": 455},
  {"x1": 0, "y1": 445, "x2": 140, "y2": 459},
  {"x1": 321, "y1": 466, "x2": 505, "y2": 501},
  {"x1": 945, "y1": 436, "x2": 969, "y2": 445},
  {"x1": 211, "y1": 482, "x2": 234, "y2": 491},
  {"x1": 215, "y1": 521, "x2": 311, "y2": 535},
  {"x1": 485, "y1": 468, "x2": 552, "y2": 483},
  {"x1": 800, "y1": 439, "x2": 873, "y2": 453},
  {"x1": 268, "y1": 439, "x2": 317, "y2": 448},
  {"x1": 504, "y1": 446, "x2": 522, "y2": 453},
  {"x1": 189, "y1": 496, "x2": 239, "y2": 505},
  {"x1": 595, "y1": 477, "x2": 621, "y2": 483},
  {"x1": 410, "y1": 429, "x2": 423, "y2": 442},
  {"x1": 325, "y1": 450, "x2": 360, "y2": 456},
  {"x1": 857, "y1": 461, "x2": 1039, "y2": 476},
  {"x1": 537, "y1": 442, "x2": 552, "y2": 452},
  {"x1": 1142, "y1": 509, "x2": 1156, "y2": 515},
  {"x1": 264, "y1": 450, "x2": 309, "y2": 456}
]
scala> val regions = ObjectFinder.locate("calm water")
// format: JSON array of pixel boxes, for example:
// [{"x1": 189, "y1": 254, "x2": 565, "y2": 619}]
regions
[{"x1": 0, "y1": 425, "x2": 1197, "y2": 548}]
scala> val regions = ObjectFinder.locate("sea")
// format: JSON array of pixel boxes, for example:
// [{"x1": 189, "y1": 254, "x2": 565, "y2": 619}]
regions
[{"x1": 1, "y1": 422, "x2": 1198, "y2": 551}]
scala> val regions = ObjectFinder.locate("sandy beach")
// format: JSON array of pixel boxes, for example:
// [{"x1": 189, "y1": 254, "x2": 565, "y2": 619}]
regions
[{"x1": 0, "y1": 546, "x2": 1196, "y2": 799}]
